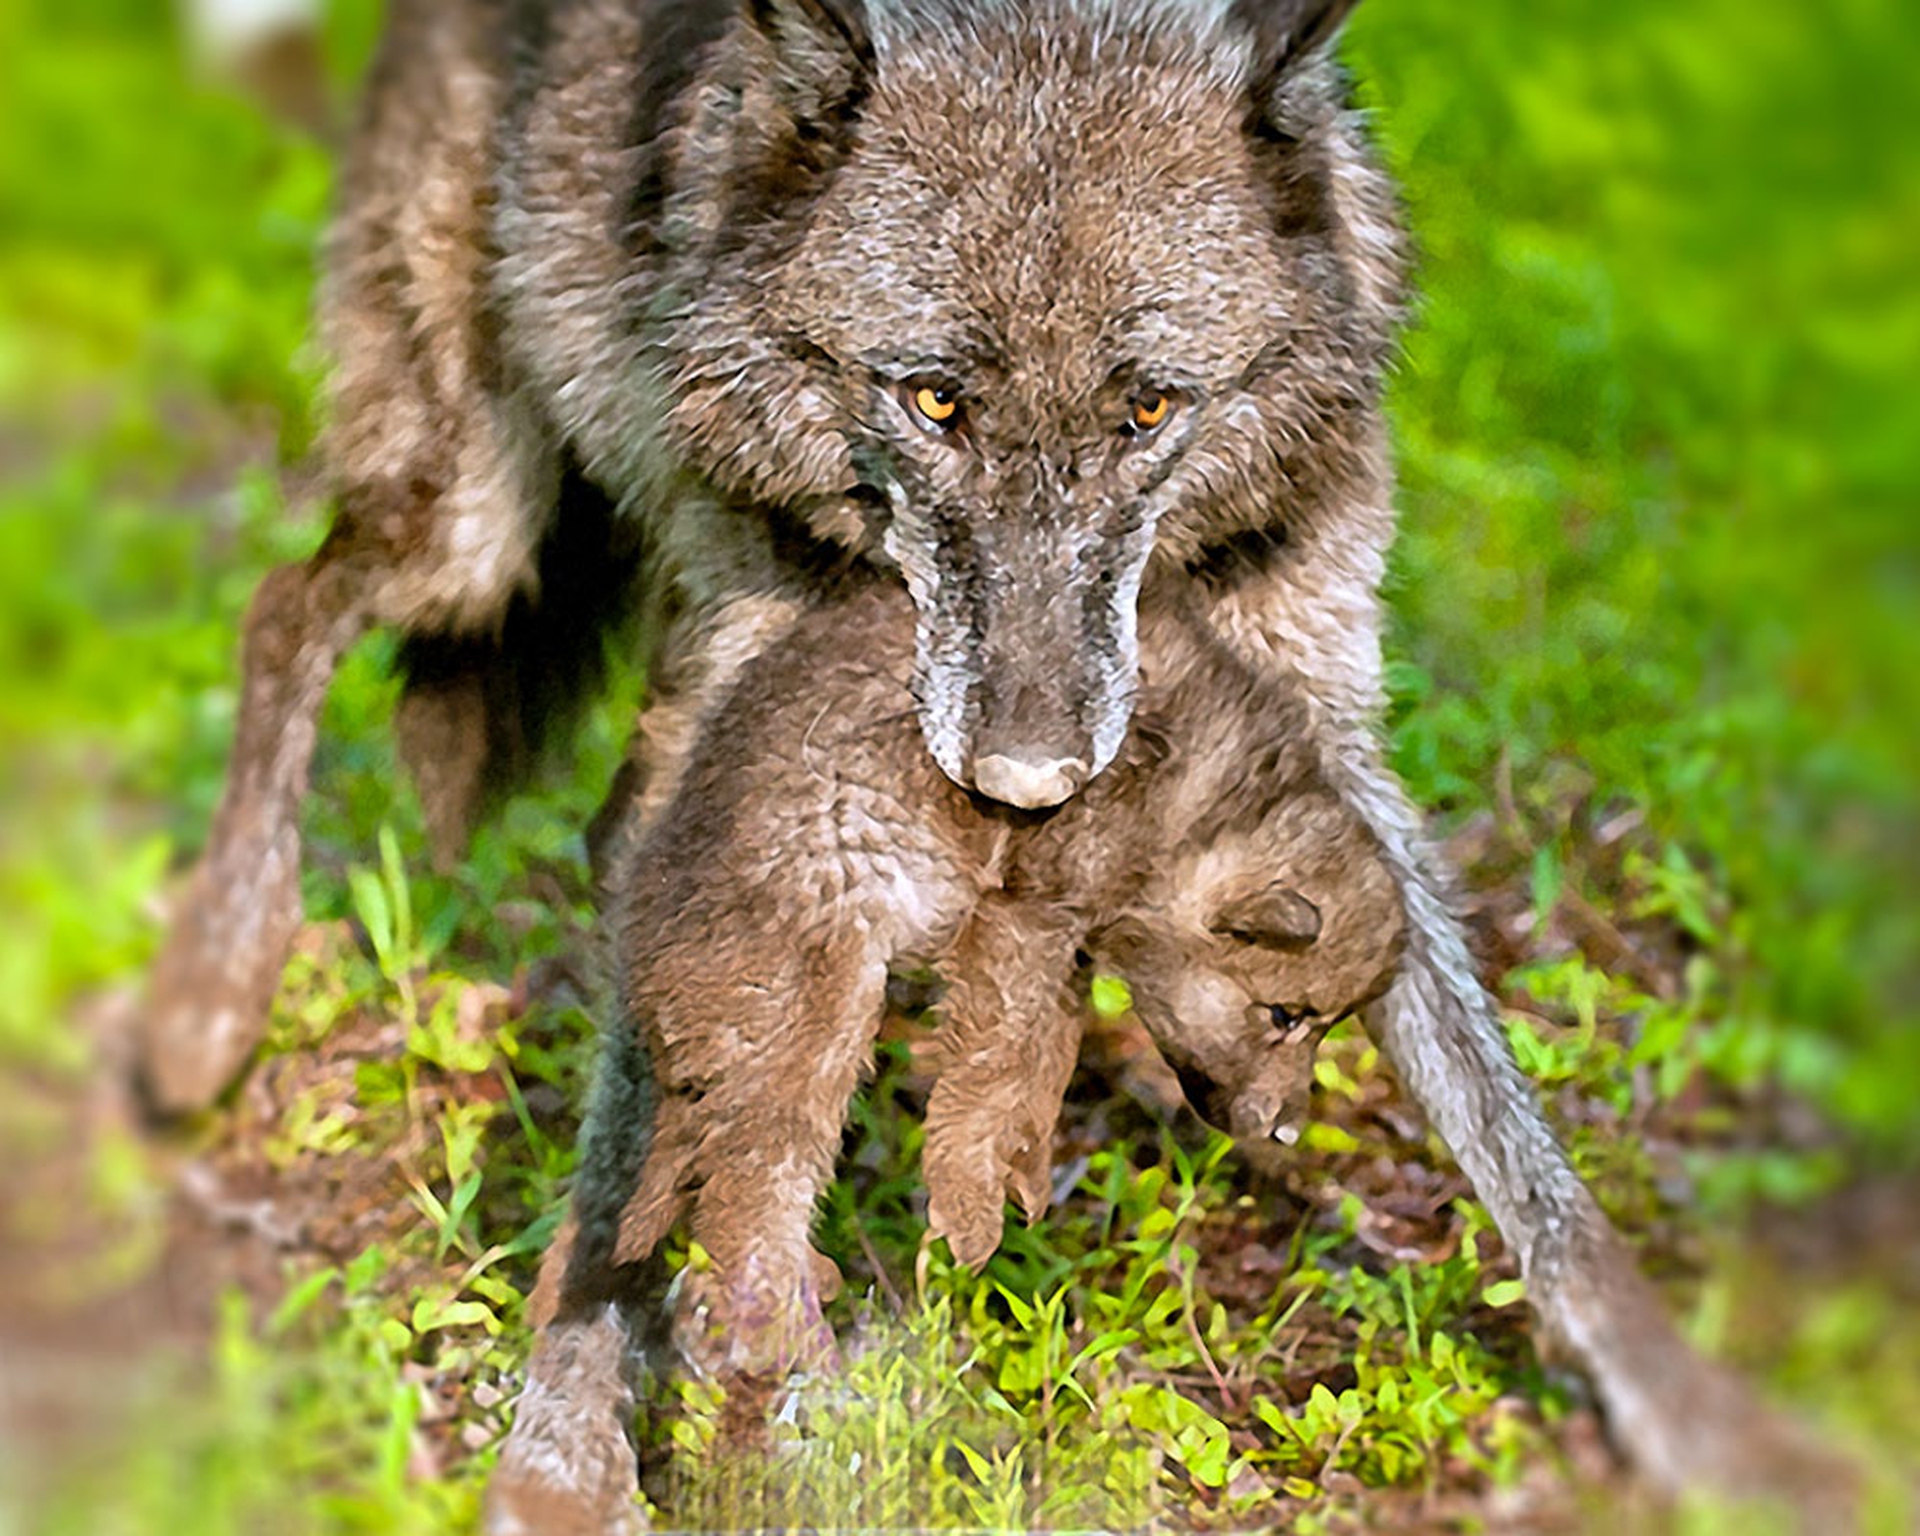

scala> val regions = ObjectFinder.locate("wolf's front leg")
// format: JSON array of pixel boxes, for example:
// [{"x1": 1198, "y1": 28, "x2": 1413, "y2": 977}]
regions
[
  {"x1": 922, "y1": 895, "x2": 1084, "y2": 1270},
  {"x1": 1328, "y1": 740, "x2": 1858, "y2": 1513},
  {"x1": 490, "y1": 711, "x2": 982, "y2": 1525},
  {"x1": 486, "y1": 1029, "x2": 665, "y2": 1536},
  {"x1": 495, "y1": 950, "x2": 921, "y2": 1535},
  {"x1": 485, "y1": 919, "x2": 895, "y2": 1533},
  {"x1": 615, "y1": 923, "x2": 891, "y2": 1386}
]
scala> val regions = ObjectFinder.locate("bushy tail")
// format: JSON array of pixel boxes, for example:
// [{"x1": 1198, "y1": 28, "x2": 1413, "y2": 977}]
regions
[{"x1": 1331, "y1": 739, "x2": 1858, "y2": 1515}]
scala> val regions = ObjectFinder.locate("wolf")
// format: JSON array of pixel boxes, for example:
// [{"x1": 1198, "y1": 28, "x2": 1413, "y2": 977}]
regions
[
  {"x1": 145, "y1": 0, "x2": 1846, "y2": 1523},
  {"x1": 492, "y1": 574, "x2": 1408, "y2": 1528},
  {"x1": 571, "y1": 578, "x2": 1407, "y2": 1297}
]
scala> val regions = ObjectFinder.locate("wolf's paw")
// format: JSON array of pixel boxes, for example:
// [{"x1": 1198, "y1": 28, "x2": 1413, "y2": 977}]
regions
[
  {"x1": 923, "y1": 1102, "x2": 1053, "y2": 1271},
  {"x1": 1618, "y1": 1348, "x2": 1865, "y2": 1525},
  {"x1": 485, "y1": 1307, "x2": 648, "y2": 1536},
  {"x1": 141, "y1": 828, "x2": 304, "y2": 1114},
  {"x1": 924, "y1": 1152, "x2": 1007, "y2": 1272},
  {"x1": 486, "y1": 1451, "x2": 647, "y2": 1536},
  {"x1": 673, "y1": 1247, "x2": 839, "y2": 1383}
]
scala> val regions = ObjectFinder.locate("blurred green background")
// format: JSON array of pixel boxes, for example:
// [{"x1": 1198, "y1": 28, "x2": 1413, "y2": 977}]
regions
[{"x1": 1, "y1": 0, "x2": 1915, "y2": 1529}]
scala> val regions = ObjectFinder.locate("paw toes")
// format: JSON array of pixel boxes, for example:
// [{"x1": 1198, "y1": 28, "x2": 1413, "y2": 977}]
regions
[
  {"x1": 1006, "y1": 1133, "x2": 1054, "y2": 1224},
  {"x1": 926, "y1": 1174, "x2": 1007, "y2": 1271}
]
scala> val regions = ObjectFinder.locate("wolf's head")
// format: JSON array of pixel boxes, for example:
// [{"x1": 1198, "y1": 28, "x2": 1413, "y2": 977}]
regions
[{"x1": 649, "y1": 0, "x2": 1405, "y2": 807}]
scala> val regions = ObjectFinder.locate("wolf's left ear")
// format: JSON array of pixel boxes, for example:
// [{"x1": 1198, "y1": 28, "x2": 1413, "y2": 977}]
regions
[{"x1": 1232, "y1": 0, "x2": 1361, "y2": 85}]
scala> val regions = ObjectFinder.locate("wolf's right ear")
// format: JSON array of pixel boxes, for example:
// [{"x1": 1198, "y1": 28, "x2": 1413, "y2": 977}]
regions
[
  {"x1": 1209, "y1": 883, "x2": 1324, "y2": 950},
  {"x1": 746, "y1": 0, "x2": 875, "y2": 86},
  {"x1": 1231, "y1": 0, "x2": 1361, "y2": 84}
]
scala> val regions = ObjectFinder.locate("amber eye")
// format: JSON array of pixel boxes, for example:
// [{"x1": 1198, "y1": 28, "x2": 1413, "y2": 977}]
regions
[
  {"x1": 908, "y1": 384, "x2": 962, "y2": 430},
  {"x1": 1130, "y1": 391, "x2": 1174, "y2": 433}
]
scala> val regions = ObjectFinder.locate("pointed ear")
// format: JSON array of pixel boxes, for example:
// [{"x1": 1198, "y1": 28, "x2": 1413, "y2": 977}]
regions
[
  {"x1": 1209, "y1": 883, "x2": 1324, "y2": 950},
  {"x1": 1232, "y1": 0, "x2": 1361, "y2": 84},
  {"x1": 746, "y1": 0, "x2": 874, "y2": 75}
]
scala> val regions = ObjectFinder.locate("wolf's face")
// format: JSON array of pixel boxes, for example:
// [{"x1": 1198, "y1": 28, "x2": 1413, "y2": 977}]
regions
[{"x1": 654, "y1": 0, "x2": 1399, "y2": 807}]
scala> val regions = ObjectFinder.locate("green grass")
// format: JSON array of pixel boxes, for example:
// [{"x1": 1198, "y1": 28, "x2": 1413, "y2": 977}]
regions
[
  {"x1": 1356, "y1": 0, "x2": 1920, "y2": 1138},
  {"x1": 2, "y1": 0, "x2": 1916, "y2": 1531}
]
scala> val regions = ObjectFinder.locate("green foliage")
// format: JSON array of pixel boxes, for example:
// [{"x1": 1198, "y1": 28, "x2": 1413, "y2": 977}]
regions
[
  {"x1": 654, "y1": 1115, "x2": 1547, "y2": 1528},
  {"x1": 1349, "y1": 0, "x2": 1920, "y2": 1140}
]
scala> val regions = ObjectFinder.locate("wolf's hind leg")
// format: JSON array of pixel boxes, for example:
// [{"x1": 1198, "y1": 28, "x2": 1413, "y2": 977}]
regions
[
  {"x1": 142, "y1": 446, "x2": 554, "y2": 1114},
  {"x1": 142, "y1": 545, "x2": 372, "y2": 1113},
  {"x1": 146, "y1": 0, "x2": 559, "y2": 1110},
  {"x1": 395, "y1": 464, "x2": 641, "y2": 869}
]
